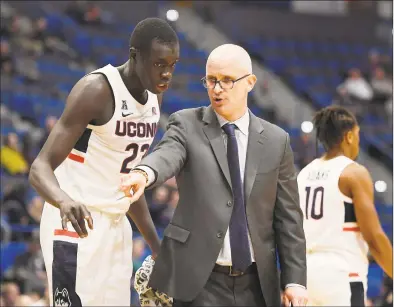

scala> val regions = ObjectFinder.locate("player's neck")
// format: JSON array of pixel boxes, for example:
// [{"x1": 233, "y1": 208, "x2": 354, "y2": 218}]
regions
[
  {"x1": 118, "y1": 61, "x2": 148, "y2": 104},
  {"x1": 323, "y1": 149, "x2": 347, "y2": 160}
]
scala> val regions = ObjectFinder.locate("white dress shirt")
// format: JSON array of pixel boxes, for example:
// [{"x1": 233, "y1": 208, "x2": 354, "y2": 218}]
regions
[
  {"x1": 213, "y1": 111, "x2": 256, "y2": 266},
  {"x1": 137, "y1": 110, "x2": 303, "y2": 289}
]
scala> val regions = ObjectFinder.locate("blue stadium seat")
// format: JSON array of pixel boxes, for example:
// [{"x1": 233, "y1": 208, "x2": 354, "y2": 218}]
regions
[
  {"x1": 173, "y1": 63, "x2": 188, "y2": 74},
  {"x1": 161, "y1": 97, "x2": 183, "y2": 114},
  {"x1": 316, "y1": 42, "x2": 334, "y2": 53},
  {"x1": 0, "y1": 242, "x2": 27, "y2": 274},
  {"x1": 60, "y1": 15, "x2": 79, "y2": 30},
  {"x1": 101, "y1": 54, "x2": 118, "y2": 66},
  {"x1": 309, "y1": 75, "x2": 325, "y2": 86},
  {"x1": 306, "y1": 59, "x2": 324, "y2": 69},
  {"x1": 195, "y1": 49, "x2": 207, "y2": 59},
  {"x1": 37, "y1": 59, "x2": 84, "y2": 77},
  {"x1": 34, "y1": 98, "x2": 65, "y2": 124},
  {"x1": 57, "y1": 83, "x2": 74, "y2": 94},
  {"x1": 71, "y1": 32, "x2": 92, "y2": 57},
  {"x1": 92, "y1": 36, "x2": 106, "y2": 47},
  {"x1": 264, "y1": 39, "x2": 281, "y2": 49},
  {"x1": 328, "y1": 75, "x2": 342, "y2": 87},
  {"x1": 249, "y1": 105, "x2": 263, "y2": 117},
  {"x1": 264, "y1": 56, "x2": 286, "y2": 74},
  {"x1": 106, "y1": 37, "x2": 125, "y2": 49},
  {"x1": 45, "y1": 14, "x2": 64, "y2": 36},
  {"x1": 288, "y1": 57, "x2": 304, "y2": 67},
  {"x1": 11, "y1": 93, "x2": 36, "y2": 120},
  {"x1": 352, "y1": 44, "x2": 367, "y2": 56},
  {"x1": 376, "y1": 204, "x2": 393, "y2": 216},
  {"x1": 1, "y1": 126, "x2": 16, "y2": 137},
  {"x1": 380, "y1": 133, "x2": 393, "y2": 145},
  {"x1": 187, "y1": 82, "x2": 204, "y2": 93},
  {"x1": 327, "y1": 60, "x2": 340, "y2": 70},
  {"x1": 336, "y1": 43, "x2": 351, "y2": 55},
  {"x1": 364, "y1": 133, "x2": 386, "y2": 151},
  {"x1": 382, "y1": 223, "x2": 393, "y2": 239},
  {"x1": 297, "y1": 41, "x2": 315, "y2": 52},
  {"x1": 247, "y1": 39, "x2": 263, "y2": 53},
  {"x1": 290, "y1": 74, "x2": 310, "y2": 93},
  {"x1": 343, "y1": 61, "x2": 360, "y2": 70},
  {"x1": 288, "y1": 127, "x2": 301, "y2": 138},
  {"x1": 367, "y1": 264, "x2": 384, "y2": 299},
  {"x1": 1, "y1": 90, "x2": 13, "y2": 108},
  {"x1": 363, "y1": 115, "x2": 381, "y2": 126},
  {"x1": 187, "y1": 64, "x2": 205, "y2": 75},
  {"x1": 180, "y1": 47, "x2": 193, "y2": 58},
  {"x1": 310, "y1": 92, "x2": 333, "y2": 107}
]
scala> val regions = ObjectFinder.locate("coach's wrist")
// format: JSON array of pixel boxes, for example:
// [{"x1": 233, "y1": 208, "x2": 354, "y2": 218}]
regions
[
  {"x1": 134, "y1": 166, "x2": 156, "y2": 186},
  {"x1": 131, "y1": 169, "x2": 149, "y2": 184}
]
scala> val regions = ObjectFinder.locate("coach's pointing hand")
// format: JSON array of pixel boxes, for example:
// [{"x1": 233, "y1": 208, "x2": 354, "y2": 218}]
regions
[
  {"x1": 120, "y1": 170, "x2": 148, "y2": 204},
  {"x1": 60, "y1": 201, "x2": 93, "y2": 238}
]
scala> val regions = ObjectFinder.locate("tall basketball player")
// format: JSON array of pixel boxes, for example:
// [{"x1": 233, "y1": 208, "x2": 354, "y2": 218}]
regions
[
  {"x1": 297, "y1": 106, "x2": 392, "y2": 306},
  {"x1": 29, "y1": 18, "x2": 179, "y2": 306}
]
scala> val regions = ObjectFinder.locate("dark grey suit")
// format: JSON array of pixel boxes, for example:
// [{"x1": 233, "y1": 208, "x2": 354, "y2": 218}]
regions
[{"x1": 139, "y1": 106, "x2": 306, "y2": 306}]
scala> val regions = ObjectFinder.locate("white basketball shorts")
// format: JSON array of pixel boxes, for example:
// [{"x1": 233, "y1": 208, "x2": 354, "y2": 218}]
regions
[
  {"x1": 40, "y1": 202, "x2": 133, "y2": 306},
  {"x1": 306, "y1": 251, "x2": 351, "y2": 306}
]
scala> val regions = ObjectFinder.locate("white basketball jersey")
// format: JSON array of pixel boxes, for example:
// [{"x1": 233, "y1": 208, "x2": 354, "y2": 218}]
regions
[
  {"x1": 54, "y1": 64, "x2": 160, "y2": 214},
  {"x1": 297, "y1": 156, "x2": 369, "y2": 278}
]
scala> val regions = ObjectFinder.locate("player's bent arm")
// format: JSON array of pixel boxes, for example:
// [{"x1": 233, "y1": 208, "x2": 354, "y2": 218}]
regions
[
  {"x1": 340, "y1": 164, "x2": 393, "y2": 278},
  {"x1": 127, "y1": 194, "x2": 161, "y2": 259},
  {"x1": 29, "y1": 75, "x2": 112, "y2": 208},
  {"x1": 138, "y1": 112, "x2": 187, "y2": 189},
  {"x1": 274, "y1": 133, "x2": 307, "y2": 289}
]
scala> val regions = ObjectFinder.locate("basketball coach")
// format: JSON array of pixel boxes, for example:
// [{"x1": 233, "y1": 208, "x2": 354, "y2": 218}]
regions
[{"x1": 121, "y1": 44, "x2": 308, "y2": 307}]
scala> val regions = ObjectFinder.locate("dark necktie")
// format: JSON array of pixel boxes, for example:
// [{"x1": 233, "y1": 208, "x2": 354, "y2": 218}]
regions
[{"x1": 222, "y1": 123, "x2": 252, "y2": 271}]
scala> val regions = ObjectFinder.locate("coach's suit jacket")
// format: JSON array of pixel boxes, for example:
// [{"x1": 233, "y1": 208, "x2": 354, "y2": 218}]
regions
[{"x1": 139, "y1": 106, "x2": 307, "y2": 306}]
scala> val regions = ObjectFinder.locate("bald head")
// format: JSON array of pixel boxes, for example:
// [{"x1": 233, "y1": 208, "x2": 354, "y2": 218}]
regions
[
  {"x1": 204, "y1": 44, "x2": 257, "y2": 122},
  {"x1": 207, "y1": 44, "x2": 252, "y2": 75}
]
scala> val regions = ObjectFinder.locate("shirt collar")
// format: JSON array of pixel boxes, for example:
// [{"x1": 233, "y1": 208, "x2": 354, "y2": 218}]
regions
[{"x1": 214, "y1": 110, "x2": 250, "y2": 136}]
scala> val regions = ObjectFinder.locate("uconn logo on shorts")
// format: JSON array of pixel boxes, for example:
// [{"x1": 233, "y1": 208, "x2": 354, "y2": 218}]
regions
[{"x1": 54, "y1": 287, "x2": 71, "y2": 306}]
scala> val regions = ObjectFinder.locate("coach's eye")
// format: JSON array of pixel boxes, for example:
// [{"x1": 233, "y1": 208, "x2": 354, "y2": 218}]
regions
[
  {"x1": 154, "y1": 63, "x2": 165, "y2": 68},
  {"x1": 222, "y1": 79, "x2": 233, "y2": 85}
]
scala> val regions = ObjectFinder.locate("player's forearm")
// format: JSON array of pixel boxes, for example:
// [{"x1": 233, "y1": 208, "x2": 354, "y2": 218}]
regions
[
  {"x1": 127, "y1": 195, "x2": 161, "y2": 258},
  {"x1": 29, "y1": 159, "x2": 73, "y2": 209},
  {"x1": 369, "y1": 232, "x2": 393, "y2": 278}
]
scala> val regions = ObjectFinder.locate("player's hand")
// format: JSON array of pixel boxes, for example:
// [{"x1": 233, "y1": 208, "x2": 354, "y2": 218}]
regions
[
  {"x1": 282, "y1": 286, "x2": 308, "y2": 307},
  {"x1": 59, "y1": 201, "x2": 93, "y2": 238},
  {"x1": 120, "y1": 171, "x2": 147, "y2": 204}
]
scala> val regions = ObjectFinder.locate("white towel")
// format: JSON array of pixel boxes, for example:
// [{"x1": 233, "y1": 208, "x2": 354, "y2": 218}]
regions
[{"x1": 134, "y1": 256, "x2": 173, "y2": 307}]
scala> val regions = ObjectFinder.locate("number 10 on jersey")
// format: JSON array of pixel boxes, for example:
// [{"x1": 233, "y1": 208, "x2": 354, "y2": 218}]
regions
[{"x1": 304, "y1": 186, "x2": 324, "y2": 220}]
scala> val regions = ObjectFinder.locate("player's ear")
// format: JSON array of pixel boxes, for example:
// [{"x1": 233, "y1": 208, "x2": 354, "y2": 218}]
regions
[
  {"x1": 345, "y1": 130, "x2": 354, "y2": 144},
  {"x1": 129, "y1": 47, "x2": 138, "y2": 60}
]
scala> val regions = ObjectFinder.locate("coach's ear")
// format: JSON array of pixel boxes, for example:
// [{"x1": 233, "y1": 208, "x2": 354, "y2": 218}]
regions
[
  {"x1": 129, "y1": 47, "x2": 138, "y2": 60},
  {"x1": 247, "y1": 74, "x2": 257, "y2": 92}
]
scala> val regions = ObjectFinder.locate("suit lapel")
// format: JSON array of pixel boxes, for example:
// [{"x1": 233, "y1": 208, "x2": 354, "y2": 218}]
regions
[
  {"x1": 244, "y1": 111, "x2": 266, "y2": 205},
  {"x1": 202, "y1": 106, "x2": 232, "y2": 189}
]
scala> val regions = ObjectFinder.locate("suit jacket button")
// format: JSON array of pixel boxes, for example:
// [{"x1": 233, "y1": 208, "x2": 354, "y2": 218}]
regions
[
  {"x1": 217, "y1": 231, "x2": 223, "y2": 238},
  {"x1": 227, "y1": 201, "x2": 232, "y2": 207}
]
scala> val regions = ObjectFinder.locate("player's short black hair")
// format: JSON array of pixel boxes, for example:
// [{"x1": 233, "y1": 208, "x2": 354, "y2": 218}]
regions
[
  {"x1": 129, "y1": 17, "x2": 179, "y2": 54},
  {"x1": 313, "y1": 106, "x2": 358, "y2": 151}
]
